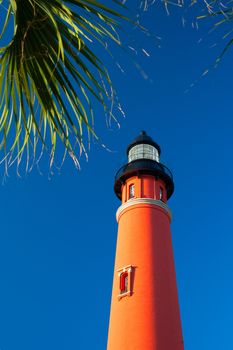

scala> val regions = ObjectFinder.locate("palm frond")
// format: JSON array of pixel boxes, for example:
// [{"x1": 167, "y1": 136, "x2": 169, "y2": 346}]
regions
[
  {"x1": 195, "y1": 1, "x2": 233, "y2": 64},
  {"x1": 0, "y1": 0, "x2": 127, "y2": 171}
]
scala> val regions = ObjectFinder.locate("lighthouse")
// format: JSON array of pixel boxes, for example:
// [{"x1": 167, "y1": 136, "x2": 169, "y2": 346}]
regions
[{"x1": 107, "y1": 131, "x2": 184, "y2": 350}]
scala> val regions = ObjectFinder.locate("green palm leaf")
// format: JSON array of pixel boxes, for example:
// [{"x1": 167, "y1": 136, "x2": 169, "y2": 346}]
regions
[
  {"x1": 0, "y1": 0, "x2": 127, "y2": 171},
  {"x1": 196, "y1": 1, "x2": 233, "y2": 64}
]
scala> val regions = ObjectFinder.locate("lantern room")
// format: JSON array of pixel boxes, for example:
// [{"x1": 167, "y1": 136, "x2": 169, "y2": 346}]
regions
[
  {"x1": 114, "y1": 131, "x2": 174, "y2": 201},
  {"x1": 127, "y1": 130, "x2": 161, "y2": 162}
]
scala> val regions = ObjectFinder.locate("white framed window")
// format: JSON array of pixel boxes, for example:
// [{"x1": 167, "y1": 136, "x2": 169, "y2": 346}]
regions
[
  {"x1": 119, "y1": 272, "x2": 128, "y2": 294},
  {"x1": 159, "y1": 186, "x2": 163, "y2": 201},
  {"x1": 117, "y1": 265, "x2": 133, "y2": 299},
  {"x1": 129, "y1": 184, "x2": 135, "y2": 199}
]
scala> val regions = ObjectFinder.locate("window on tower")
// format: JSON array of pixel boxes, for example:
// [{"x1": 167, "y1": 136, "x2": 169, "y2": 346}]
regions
[
  {"x1": 117, "y1": 265, "x2": 133, "y2": 299},
  {"x1": 159, "y1": 186, "x2": 164, "y2": 201},
  {"x1": 129, "y1": 184, "x2": 135, "y2": 199},
  {"x1": 120, "y1": 272, "x2": 128, "y2": 294}
]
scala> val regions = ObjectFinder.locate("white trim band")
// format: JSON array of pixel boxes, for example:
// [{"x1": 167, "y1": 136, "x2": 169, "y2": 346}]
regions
[{"x1": 116, "y1": 198, "x2": 172, "y2": 222}]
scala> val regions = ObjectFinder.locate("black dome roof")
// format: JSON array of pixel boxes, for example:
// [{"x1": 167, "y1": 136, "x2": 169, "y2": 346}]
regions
[{"x1": 126, "y1": 131, "x2": 161, "y2": 155}]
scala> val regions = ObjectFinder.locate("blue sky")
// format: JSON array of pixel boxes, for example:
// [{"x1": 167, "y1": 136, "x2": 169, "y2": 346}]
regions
[{"x1": 1, "y1": 2, "x2": 233, "y2": 349}]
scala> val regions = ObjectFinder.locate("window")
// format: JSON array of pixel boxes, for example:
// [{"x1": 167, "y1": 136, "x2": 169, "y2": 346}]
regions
[
  {"x1": 120, "y1": 272, "x2": 128, "y2": 294},
  {"x1": 159, "y1": 186, "x2": 163, "y2": 201},
  {"x1": 117, "y1": 265, "x2": 133, "y2": 299},
  {"x1": 129, "y1": 184, "x2": 135, "y2": 199}
]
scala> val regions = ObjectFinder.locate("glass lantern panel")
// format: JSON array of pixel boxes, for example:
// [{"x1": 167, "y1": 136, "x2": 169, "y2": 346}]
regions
[{"x1": 128, "y1": 144, "x2": 159, "y2": 162}]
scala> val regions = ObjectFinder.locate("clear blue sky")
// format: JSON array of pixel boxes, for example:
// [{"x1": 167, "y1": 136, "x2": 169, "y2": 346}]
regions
[{"x1": 0, "y1": 2, "x2": 233, "y2": 350}]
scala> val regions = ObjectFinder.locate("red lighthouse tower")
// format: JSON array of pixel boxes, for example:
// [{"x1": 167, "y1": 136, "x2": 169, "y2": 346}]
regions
[{"x1": 107, "y1": 131, "x2": 184, "y2": 350}]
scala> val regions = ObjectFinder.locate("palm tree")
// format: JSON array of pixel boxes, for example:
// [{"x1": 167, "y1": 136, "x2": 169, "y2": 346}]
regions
[
  {"x1": 1, "y1": 0, "x2": 232, "y2": 172},
  {"x1": 0, "y1": 0, "x2": 127, "y2": 171},
  {"x1": 196, "y1": 1, "x2": 233, "y2": 62}
]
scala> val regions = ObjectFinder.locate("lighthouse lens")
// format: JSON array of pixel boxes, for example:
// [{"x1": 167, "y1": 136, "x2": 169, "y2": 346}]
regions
[{"x1": 128, "y1": 144, "x2": 159, "y2": 162}]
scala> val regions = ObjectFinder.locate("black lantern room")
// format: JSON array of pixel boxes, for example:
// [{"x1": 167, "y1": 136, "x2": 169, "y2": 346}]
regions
[{"x1": 114, "y1": 131, "x2": 174, "y2": 200}]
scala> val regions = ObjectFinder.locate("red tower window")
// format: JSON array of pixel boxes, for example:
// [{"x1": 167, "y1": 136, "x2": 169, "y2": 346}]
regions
[
  {"x1": 129, "y1": 184, "x2": 135, "y2": 199},
  {"x1": 120, "y1": 272, "x2": 128, "y2": 294},
  {"x1": 159, "y1": 186, "x2": 164, "y2": 201},
  {"x1": 117, "y1": 265, "x2": 133, "y2": 299}
]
